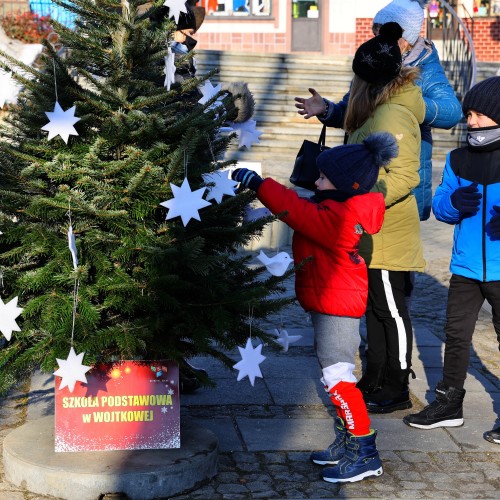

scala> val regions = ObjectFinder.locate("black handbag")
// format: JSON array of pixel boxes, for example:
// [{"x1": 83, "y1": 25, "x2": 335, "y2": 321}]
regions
[{"x1": 290, "y1": 125, "x2": 329, "y2": 191}]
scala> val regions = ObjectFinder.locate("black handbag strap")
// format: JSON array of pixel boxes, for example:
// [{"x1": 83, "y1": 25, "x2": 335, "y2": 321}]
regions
[{"x1": 318, "y1": 125, "x2": 327, "y2": 147}]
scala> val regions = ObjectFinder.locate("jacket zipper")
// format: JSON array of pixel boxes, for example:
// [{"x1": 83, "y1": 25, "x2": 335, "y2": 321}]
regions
[{"x1": 483, "y1": 184, "x2": 487, "y2": 282}]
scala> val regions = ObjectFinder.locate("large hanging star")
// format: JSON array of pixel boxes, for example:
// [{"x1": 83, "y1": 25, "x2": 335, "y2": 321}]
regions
[
  {"x1": 229, "y1": 120, "x2": 263, "y2": 149},
  {"x1": 202, "y1": 170, "x2": 238, "y2": 204},
  {"x1": 160, "y1": 177, "x2": 211, "y2": 226},
  {"x1": 163, "y1": 0, "x2": 188, "y2": 24},
  {"x1": 233, "y1": 338, "x2": 266, "y2": 386},
  {"x1": 41, "y1": 101, "x2": 80, "y2": 144},
  {"x1": 164, "y1": 47, "x2": 176, "y2": 91},
  {"x1": 0, "y1": 296, "x2": 23, "y2": 341},
  {"x1": 54, "y1": 347, "x2": 91, "y2": 393}
]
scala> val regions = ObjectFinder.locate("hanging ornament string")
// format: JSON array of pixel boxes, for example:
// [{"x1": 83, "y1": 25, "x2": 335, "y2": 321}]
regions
[
  {"x1": 248, "y1": 305, "x2": 253, "y2": 339},
  {"x1": 67, "y1": 201, "x2": 79, "y2": 348},
  {"x1": 205, "y1": 132, "x2": 217, "y2": 166},
  {"x1": 52, "y1": 58, "x2": 59, "y2": 103},
  {"x1": 184, "y1": 149, "x2": 188, "y2": 178}
]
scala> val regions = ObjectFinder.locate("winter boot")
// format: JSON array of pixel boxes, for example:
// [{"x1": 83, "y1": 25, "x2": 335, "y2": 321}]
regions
[
  {"x1": 356, "y1": 364, "x2": 385, "y2": 394},
  {"x1": 364, "y1": 368, "x2": 415, "y2": 414},
  {"x1": 321, "y1": 430, "x2": 383, "y2": 483},
  {"x1": 484, "y1": 426, "x2": 500, "y2": 445},
  {"x1": 403, "y1": 381, "x2": 466, "y2": 429},
  {"x1": 179, "y1": 359, "x2": 208, "y2": 394},
  {"x1": 310, "y1": 417, "x2": 346, "y2": 465}
]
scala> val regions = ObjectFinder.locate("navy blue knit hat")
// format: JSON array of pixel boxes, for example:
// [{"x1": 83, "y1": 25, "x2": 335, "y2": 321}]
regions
[
  {"x1": 316, "y1": 132, "x2": 399, "y2": 197},
  {"x1": 462, "y1": 77, "x2": 500, "y2": 125}
]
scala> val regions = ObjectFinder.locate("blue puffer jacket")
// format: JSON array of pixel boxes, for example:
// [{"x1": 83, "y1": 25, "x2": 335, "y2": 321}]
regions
[
  {"x1": 432, "y1": 141, "x2": 500, "y2": 282},
  {"x1": 322, "y1": 38, "x2": 462, "y2": 221}
]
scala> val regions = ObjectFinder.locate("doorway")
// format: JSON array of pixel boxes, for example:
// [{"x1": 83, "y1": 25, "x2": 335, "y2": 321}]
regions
[{"x1": 291, "y1": 0, "x2": 322, "y2": 52}]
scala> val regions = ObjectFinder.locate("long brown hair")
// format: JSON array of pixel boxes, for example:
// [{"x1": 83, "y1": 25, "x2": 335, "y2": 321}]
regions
[{"x1": 343, "y1": 66, "x2": 420, "y2": 134}]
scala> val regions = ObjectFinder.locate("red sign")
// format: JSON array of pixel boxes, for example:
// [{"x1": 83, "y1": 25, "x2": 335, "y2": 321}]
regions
[{"x1": 55, "y1": 360, "x2": 180, "y2": 452}]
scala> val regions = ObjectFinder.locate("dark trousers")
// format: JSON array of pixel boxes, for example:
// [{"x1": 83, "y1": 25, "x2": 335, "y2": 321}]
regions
[
  {"x1": 443, "y1": 274, "x2": 500, "y2": 389},
  {"x1": 365, "y1": 269, "x2": 414, "y2": 378}
]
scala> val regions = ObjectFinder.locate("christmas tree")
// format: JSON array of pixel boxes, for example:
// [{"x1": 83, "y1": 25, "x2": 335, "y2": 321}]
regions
[{"x1": 0, "y1": 0, "x2": 293, "y2": 395}]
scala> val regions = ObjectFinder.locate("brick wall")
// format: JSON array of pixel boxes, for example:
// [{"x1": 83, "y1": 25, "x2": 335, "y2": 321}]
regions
[
  {"x1": 468, "y1": 18, "x2": 500, "y2": 62},
  {"x1": 197, "y1": 31, "x2": 287, "y2": 52}
]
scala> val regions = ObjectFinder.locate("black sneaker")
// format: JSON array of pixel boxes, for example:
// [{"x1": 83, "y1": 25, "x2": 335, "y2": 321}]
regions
[
  {"x1": 484, "y1": 426, "x2": 500, "y2": 444},
  {"x1": 403, "y1": 382, "x2": 465, "y2": 430}
]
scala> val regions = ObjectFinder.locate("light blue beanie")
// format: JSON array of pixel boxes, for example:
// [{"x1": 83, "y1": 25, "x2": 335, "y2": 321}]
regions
[{"x1": 373, "y1": 0, "x2": 429, "y2": 45}]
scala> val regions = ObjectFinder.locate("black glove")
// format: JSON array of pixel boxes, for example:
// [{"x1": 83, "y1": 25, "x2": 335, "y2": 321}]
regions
[
  {"x1": 450, "y1": 182, "x2": 482, "y2": 214},
  {"x1": 232, "y1": 168, "x2": 264, "y2": 192},
  {"x1": 489, "y1": 205, "x2": 500, "y2": 239}
]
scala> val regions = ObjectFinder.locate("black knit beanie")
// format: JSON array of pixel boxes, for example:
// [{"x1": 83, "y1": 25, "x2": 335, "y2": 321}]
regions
[
  {"x1": 462, "y1": 77, "x2": 500, "y2": 125},
  {"x1": 352, "y1": 22, "x2": 403, "y2": 85}
]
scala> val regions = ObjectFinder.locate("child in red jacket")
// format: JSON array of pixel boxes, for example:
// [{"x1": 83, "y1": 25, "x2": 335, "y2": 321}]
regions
[{"x1": 232, "y1": 132, "x2": 397, "y2": 483}]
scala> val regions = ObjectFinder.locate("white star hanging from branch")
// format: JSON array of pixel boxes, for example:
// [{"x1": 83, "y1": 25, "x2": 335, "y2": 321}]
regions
[
  {"x1": 272, "y1": 328, "x2": 302, "y2": 353},
  {"x1": 233, "y1": 338, "x2": 266, "y2": 386},
  {"x1": 229, "y1": 119, "x2": 263, "y2": 149},
  {"x1": 198, "y1": 80, "x2": 224, "y2": 114},
  {"x1": 0, "y1": 296, "x2": 23, "y2": 341},
  {"x1": 160, "y1": 177, "x2": 211, "y2": 226},
  {"x1": 54, "y1": 347, "x2": 91, "y2": 393},
  {"x1": 163, "y1": 0, "x2": 188, "y2": 24},
  {"x1": 164, "y1": 47, "x2": 176, "y2": 91},
  {"x1": 41, "y1": 101, "x2": 80, "y2": 144},
  {"x1": 68, "y1": 225, "x2": 78, "y2": 270},
  {"x1": 202, "y1": 170, "x2": 238, "y2": 204}
]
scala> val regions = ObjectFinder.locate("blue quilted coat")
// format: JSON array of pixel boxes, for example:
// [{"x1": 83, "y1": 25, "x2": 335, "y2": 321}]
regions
[{"x1": 322, "y1": 39, "x2": 463, "y2": 221}]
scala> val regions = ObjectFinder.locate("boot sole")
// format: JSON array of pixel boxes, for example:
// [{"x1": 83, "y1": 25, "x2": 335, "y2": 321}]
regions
[
  {"x1": 366, "y1": 400, "x2": 412, "y2": 414},
  {"x1": 312, "y1": 459, "x2": 340, "y2": 465},
  {"x1": 323, "y1": 466, "x2": 383, "y2": 483},
  {"x1": 404, "y1": 418, "x2": 463, "y2": 429}
]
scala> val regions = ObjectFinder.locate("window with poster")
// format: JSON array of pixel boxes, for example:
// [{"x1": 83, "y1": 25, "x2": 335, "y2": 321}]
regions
[
  {"x1": 491, "y1": 0, "x2": 500, "y2": 14},
  {"x1": 473, "y1": 0, "x2": 491, "y2": 15},
  {"x1": 197, "y1": 0, "x2": 271, "y2": 17}
]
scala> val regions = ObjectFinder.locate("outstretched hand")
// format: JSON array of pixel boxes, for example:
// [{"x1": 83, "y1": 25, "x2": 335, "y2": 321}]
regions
[
  {"x1": 294, "y1": 88, "x2": 326, "y2": 119},
  {"x1": 232, "y1": 168, "x2": 264, "y2": 192}
]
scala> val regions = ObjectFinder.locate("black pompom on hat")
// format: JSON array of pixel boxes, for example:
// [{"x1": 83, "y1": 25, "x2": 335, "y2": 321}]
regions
[
  {"x1": 316, "y1": 132, "x2": 399, "y2": 197},
  {"x1": 462, "y1": 77, "x2": 500, "y2": 125},
  {"x1": 352, "y1": 22, "x2": 403, "y2": 85}
]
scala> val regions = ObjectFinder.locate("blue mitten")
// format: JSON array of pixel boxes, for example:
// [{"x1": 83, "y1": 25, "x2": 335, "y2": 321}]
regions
[
  {"x1": 489, "y1": 205, "x2": 500, "y2": 238},
  {"x1": 232, "y1": 168, "x2": 264, "y2": 192},
  {"x1": 450, "y1": 182, "x2": 482, "y2": 214}
]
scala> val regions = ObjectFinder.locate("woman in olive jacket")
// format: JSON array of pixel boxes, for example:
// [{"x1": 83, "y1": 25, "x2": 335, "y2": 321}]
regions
[{"x1": 345, "y1": 22, "x2": 425, "y2": 413}]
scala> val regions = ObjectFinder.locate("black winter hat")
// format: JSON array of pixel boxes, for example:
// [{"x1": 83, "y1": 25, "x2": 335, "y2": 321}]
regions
[
  {"x1": 316, "y1": 132, "x2": 399, "y2": 197},
  {"x1": 462, "y1": 76, "x2": 500, "y2": 125},
  {"x1": 352, "y1": 22, "x2": 403, "y2": 85}
]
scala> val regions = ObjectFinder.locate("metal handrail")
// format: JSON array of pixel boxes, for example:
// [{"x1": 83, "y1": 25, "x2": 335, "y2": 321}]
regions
[{"x1": 426, "y1": 0, "x2": 477, "y2": 102}]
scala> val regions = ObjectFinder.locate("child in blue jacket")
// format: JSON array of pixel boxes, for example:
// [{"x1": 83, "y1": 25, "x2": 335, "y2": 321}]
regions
[{"x1": 404, "y1": 77, "x2": 500, "y2": 445}]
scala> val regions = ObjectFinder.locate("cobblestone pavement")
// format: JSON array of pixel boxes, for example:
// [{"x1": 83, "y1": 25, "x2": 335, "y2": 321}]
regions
[{"x1": 1, "y1": 217, "x2": 500, "y2": 500}]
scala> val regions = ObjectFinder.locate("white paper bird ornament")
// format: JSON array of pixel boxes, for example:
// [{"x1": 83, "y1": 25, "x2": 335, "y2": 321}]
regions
[{"x1": 256, "y1": 250, "x2": 293, "y2": 277}]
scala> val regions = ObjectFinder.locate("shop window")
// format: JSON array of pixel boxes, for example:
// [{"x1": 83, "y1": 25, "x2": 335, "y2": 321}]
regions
[
  {"x1": 473, "y1": 0, "x2": 491, "y2": 15},
  {"x1": 292, "y1": 0, "x2": 319, "y2": 19},
  {"x1": 198, "y1": 0, "x2": 271, "y2": 16}
]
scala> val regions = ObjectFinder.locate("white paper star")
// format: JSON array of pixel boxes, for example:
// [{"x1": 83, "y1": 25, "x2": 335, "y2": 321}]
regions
[
  {"x1": 161, "y1": 406, "x2": 169, "y2": 414},
  {"x1": 41, "y1": 101, "x2": 80, "y2": 144},
  {"x1": 68, "y1": 225, "x2": 78, "y2": 270},
  {"x1": 198, "y1": 80, "x2": 224, "y2": 114},
  {"x1": 164, "y1": 47, "x2": 176, "y2": 91},
  {"x1": 0, "y1": 296, "x2": 23, "y2": 341},
  {"x1": 272, "y1": 328, "x2": 302, "y2": 353},
  {"x1": 54, "y1": 347, "x2": 91, "y2": 393},
  {"x1": 202, "y1": 170, "x2": 238, "y2": 204},
  {"x1": 233, "y1": 338, "x2": 266, "y2": 386},
  {"x1": 257, "y1": 250, "x2": 293, "y2": 277},
  {"x1": 162, "y1": 0, "x2": 188, "y2": 23},
  {"x1": 160, "y1": 177, "x2": 211, "y2": 226},
  {"x1": 229, "y1": 120, "x2": 263, "y2": 149}
]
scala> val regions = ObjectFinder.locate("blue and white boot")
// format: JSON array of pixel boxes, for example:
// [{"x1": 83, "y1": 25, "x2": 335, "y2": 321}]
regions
[
  {"x1": 322, "y1": 430, "x2": 383, "y2": 483},
  {"x1": 310, "y1": 417, "x2": 346, "y2": 465}
]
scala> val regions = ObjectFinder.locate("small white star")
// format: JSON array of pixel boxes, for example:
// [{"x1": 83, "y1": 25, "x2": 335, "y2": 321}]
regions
[
  {"x1": 41, "y1": 101, "x2": 80, "y2": 144},
  {"x1": 229, "y1": 120, "x2": 263, "y2": 149},
  {"x1": 272, "y1": 328, "x2": 302, "y2": 353},
  {"x1": 161, "y1": 406, "x2": 169, "y2": 414},
  {"x1": 198, "y1": 80, "x2": 224, "y2": 114},
  {"x1": 162, "y1": 0, "x2": 188, "y2": 23},
  {"x1": 378, "y1": 43, "x2": 393, "y2": 55},
  {"x1": 54, "y1": 347, "x2": 91, "y2": 393},
  {"x1": 164, "y1": 47, "x2": 176, "y2": 91},
  {"x1": 160, "y1": 177, "x2": 211, "y2": 226},
  {"x1": 167, "y1": 388, "x2": 175, "y2": 395},
  {"x1": 0, "y1": 296, "x2": 23, "y2": 341},
  {"x1": 202, "y1": 170, "x2": 238, "y2": 204},
  {"x1": 233, "y1": 338, "x2": 266, "y2": 386},
  {"x1": 360, "y1": 52, "x2": 375, "y2": 67}
]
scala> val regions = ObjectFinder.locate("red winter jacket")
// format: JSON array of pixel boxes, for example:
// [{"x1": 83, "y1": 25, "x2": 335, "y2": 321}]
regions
[{"x1": 257, "y1": 178, "x2": 385, "y2": 317}]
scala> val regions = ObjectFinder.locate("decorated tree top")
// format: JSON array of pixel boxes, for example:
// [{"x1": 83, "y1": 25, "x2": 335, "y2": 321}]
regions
[{"x1": 0, "y1": 0, "x2": 293, "y2": 395}]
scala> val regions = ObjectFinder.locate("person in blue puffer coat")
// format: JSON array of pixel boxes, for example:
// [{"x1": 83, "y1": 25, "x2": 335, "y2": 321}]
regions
[
  {"x1": 295, "y1": 0, "x2": 462, "y2": 222},
  {"x1": 403, "y1": 76, "x2": 500, "y2": 446}
]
